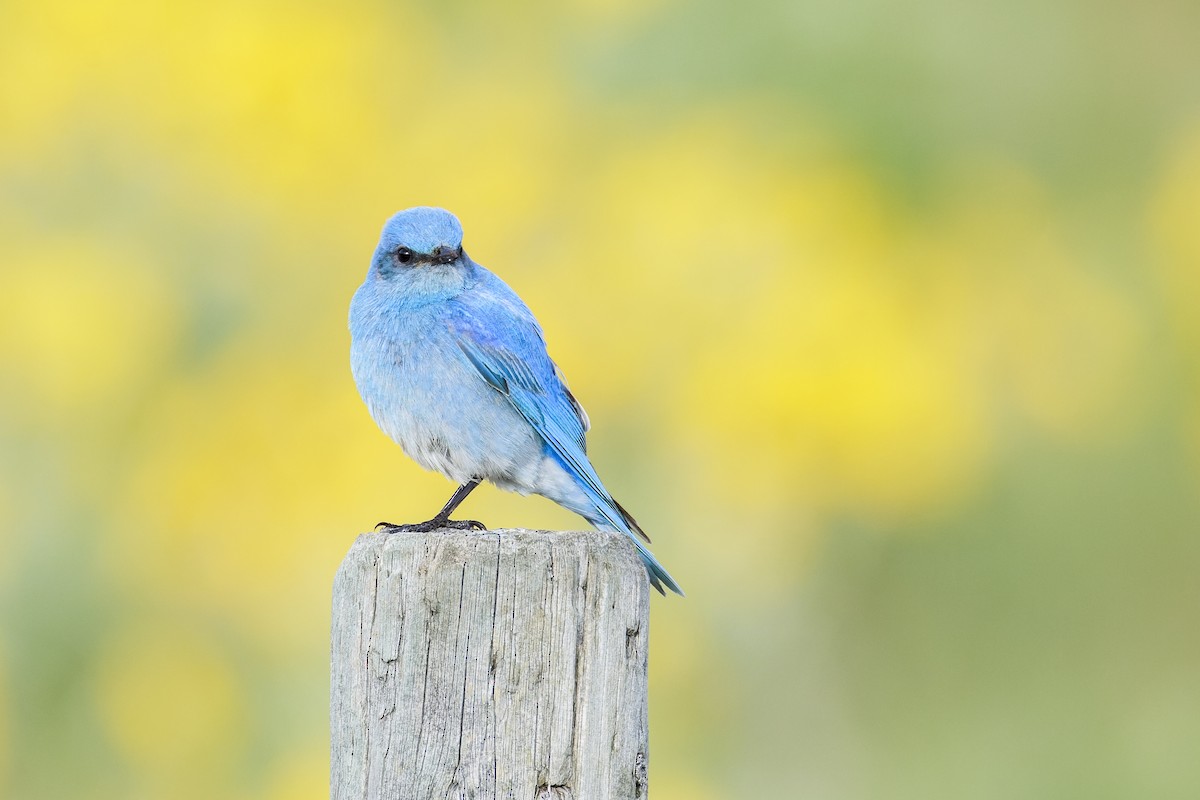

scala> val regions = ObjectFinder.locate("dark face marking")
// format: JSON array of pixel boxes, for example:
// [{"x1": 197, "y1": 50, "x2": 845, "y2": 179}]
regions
[{"x1": 392, "y1": 244, "x2": 461, "y2": 268}]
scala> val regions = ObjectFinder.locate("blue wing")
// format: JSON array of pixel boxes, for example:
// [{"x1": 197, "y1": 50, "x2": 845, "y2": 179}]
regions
[{"x1": 447, "y1": 278, "x2": 682, "y2": 595}]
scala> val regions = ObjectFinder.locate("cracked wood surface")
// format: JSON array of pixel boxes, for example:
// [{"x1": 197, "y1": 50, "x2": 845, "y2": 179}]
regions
[{"x1": 331, "y1": 529, "x2": 650, "y2": 800}]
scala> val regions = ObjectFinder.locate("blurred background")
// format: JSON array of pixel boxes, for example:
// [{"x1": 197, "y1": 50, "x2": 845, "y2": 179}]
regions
[{"x1": 2, "y1": 0, "x2": 1199, "y2": 797}]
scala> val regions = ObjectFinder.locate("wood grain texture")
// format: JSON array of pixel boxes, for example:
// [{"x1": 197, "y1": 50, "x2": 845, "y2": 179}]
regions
[{"x1": 331, "y1": 529, "x2": 650, "y2": 800}]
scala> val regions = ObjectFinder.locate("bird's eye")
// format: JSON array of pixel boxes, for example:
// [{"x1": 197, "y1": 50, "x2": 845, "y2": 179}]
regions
[{"x1": 396, "y1": 247, "x2": 414, "y2": 264}]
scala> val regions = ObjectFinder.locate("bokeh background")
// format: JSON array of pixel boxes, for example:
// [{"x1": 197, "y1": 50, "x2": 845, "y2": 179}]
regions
[{"x1": 3, "y1": 0, "x2": 1200, "y2": 797}]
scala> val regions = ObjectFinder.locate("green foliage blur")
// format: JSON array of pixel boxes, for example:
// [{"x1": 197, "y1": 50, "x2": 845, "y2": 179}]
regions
[{"x1": 3, "y1": 0, "x2": 1200, "y2": 797}]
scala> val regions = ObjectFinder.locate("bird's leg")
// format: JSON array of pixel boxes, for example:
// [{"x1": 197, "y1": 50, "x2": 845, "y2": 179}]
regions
[
  {"x1": 429, "y1": 479, "x2": 484, "y2": 525},
  {"x1": 376, "y1": 479, "x2": 487, "y2": 533}
]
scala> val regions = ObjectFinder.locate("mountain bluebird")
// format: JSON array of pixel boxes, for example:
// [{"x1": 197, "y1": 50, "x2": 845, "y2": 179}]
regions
[{"x1": 349, "y1": 207, "x2": 683, "y2": 595}]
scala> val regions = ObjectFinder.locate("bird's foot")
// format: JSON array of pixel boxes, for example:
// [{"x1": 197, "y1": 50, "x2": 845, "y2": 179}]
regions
[{"x1": 375, "y1": 517, "x2": 488, "y2": 533}]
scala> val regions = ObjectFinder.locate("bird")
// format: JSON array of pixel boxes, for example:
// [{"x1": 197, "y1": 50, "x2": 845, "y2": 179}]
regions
[{"x1": 348, "y1": 207, "x2": 683, "y2": 595}]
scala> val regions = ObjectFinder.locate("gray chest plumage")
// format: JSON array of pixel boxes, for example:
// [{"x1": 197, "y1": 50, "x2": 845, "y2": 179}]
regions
[{"x1": 349, "y1": 303, "x2": 542, "y2": 485}]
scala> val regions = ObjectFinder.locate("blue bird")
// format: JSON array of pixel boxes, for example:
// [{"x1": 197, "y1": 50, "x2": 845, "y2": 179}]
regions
[{"x1": 349, "y1": 207, "x2": 683, "y2": 595}]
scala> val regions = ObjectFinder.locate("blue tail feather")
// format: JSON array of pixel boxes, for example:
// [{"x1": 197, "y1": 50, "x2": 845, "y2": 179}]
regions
[
  {"x1": 589, "y1": 513, "x2": 684, "y2": 596},
  {"x1": 631, "y1": 535, "x2": 685, "y2": 596}
]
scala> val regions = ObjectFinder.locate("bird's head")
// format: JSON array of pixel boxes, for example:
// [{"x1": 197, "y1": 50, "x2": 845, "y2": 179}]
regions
[{"x1": 366, "y1": 207, "x2": 472, "y2": 302}]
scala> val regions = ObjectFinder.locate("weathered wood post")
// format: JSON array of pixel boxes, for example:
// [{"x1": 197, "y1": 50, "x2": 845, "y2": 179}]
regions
[{"x1": 331, "y1": 529, "x2": 651, "y2": 800}]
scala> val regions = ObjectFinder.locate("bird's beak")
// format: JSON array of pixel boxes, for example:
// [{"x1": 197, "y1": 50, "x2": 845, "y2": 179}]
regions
[{"x1": 431, "y1": 245, "x2": 460, "y2": 264}]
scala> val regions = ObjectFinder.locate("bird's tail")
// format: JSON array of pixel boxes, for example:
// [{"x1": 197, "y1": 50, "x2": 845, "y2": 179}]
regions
[
  {"x1": 540, "y1": 445, "x2": 684, "y2": 596},
  {"x1": 633, "y1": 536, "x2": 686, "y2": 597},
  {"x1": 591, "y1": 516, "x2": 685, "y2": 597}
]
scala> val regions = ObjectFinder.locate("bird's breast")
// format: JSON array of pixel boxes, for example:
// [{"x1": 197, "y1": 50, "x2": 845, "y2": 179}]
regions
[{"x1": 350, "y1": 315, "x2": 542, "y2": 485}]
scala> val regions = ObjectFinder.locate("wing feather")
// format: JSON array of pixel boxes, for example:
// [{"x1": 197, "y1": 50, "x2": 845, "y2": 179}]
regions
[{"x1": 454, "y1": 337, "x2": 619, "y2": 520}]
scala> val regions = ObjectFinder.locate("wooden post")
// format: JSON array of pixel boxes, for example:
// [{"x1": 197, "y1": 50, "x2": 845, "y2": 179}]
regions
[{"x1": 330, "y1": 529, "x2": 651, "y2": 800}]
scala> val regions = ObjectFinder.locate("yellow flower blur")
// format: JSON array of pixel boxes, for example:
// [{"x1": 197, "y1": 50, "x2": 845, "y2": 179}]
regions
[{"x1": 1, "y1": 0, "x2": 1196, "y2": 797}]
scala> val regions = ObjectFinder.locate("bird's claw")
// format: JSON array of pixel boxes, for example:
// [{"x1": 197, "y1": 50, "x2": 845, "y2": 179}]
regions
[
  {"x1": 376, "y1": 518, "x2": 488, "y2": 533},
  {"x1": 445, "y1": 518, "x2": 488, "y2": 531}
]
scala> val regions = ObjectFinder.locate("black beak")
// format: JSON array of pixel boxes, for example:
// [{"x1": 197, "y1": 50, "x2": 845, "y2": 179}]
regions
[{"x1": 431, "y1": 245, "x2": 460, "y2": 264}]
